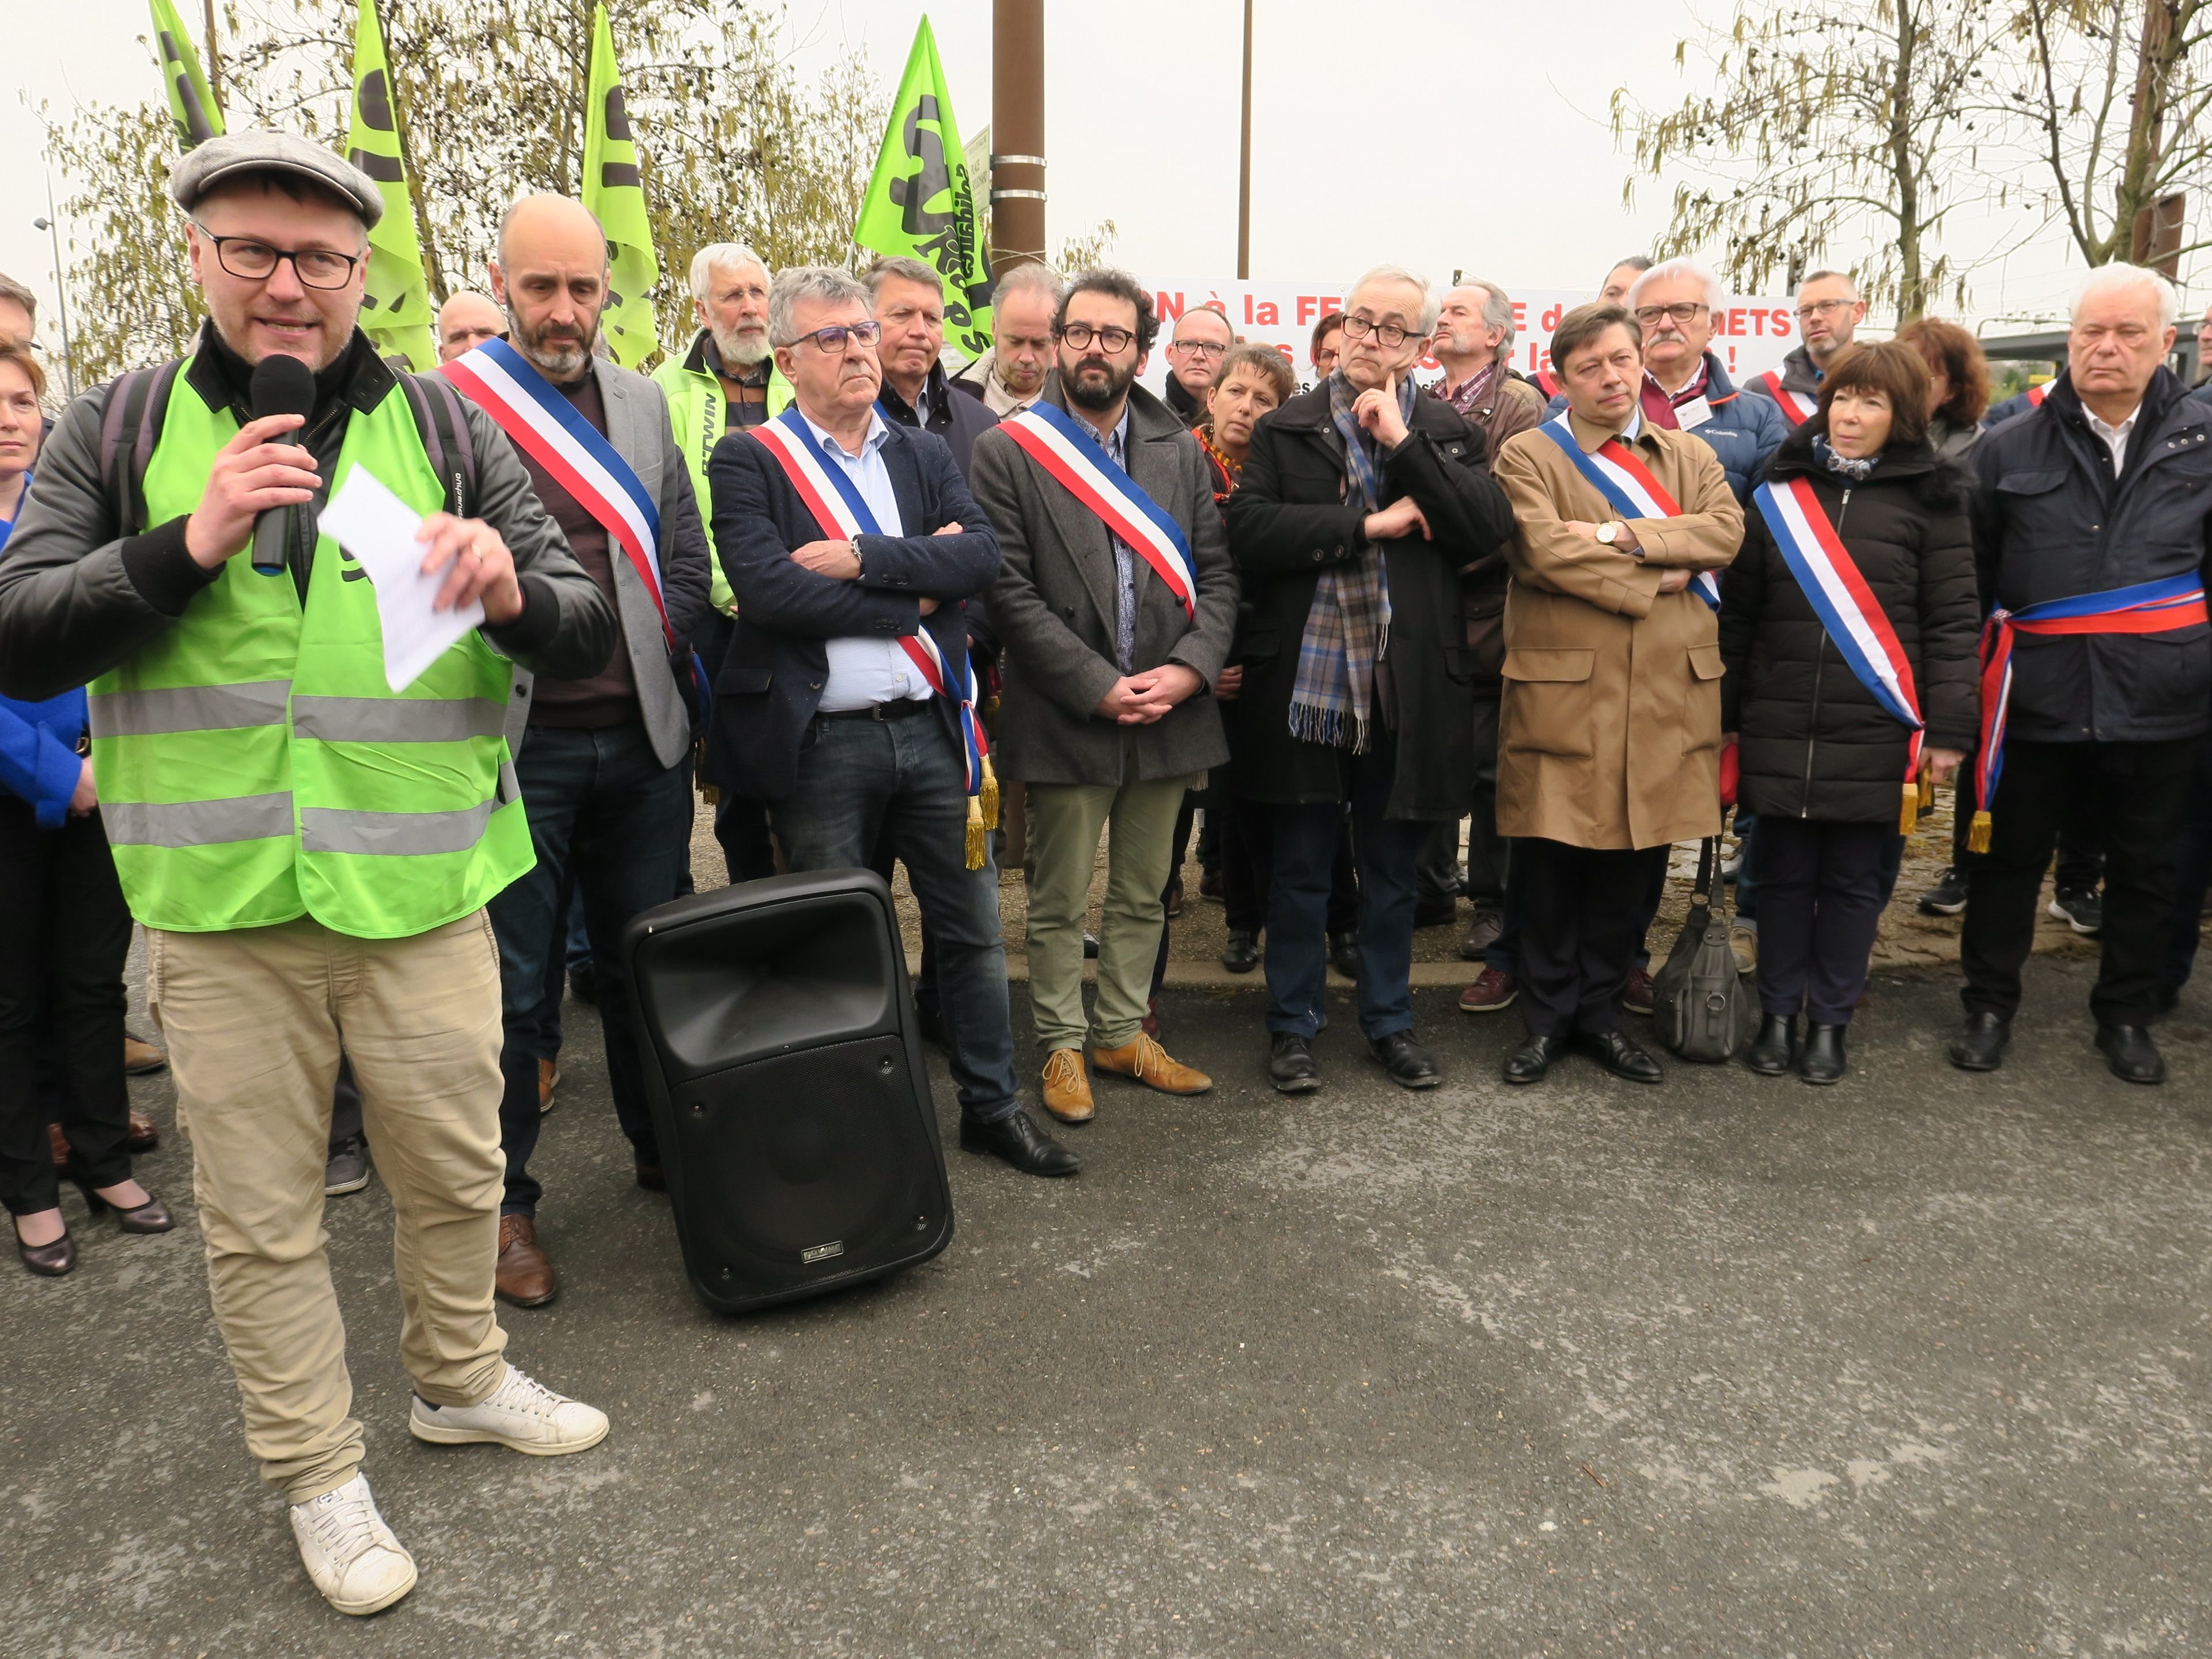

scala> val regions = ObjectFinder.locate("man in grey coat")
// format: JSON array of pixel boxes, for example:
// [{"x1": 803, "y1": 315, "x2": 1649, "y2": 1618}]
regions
[
  {"x1": 973, "y1": 268, "x2": 1237, "y2": 1127},
  {"x1": 446, "y1": 194, "x2": 713, "y2": 1308}
]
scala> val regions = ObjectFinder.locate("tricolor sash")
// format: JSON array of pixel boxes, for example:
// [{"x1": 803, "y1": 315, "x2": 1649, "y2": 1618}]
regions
[
  {"x1": 1533, "y1": 415, "x2": 1721, "y2": 610},
  {"x1": 442, "y1": 338, "x2": 668, "y2": 638},
  {"x1": 2025, "y1": 384, "x2": 2048, "y2": 410},
  {"x1": 1752, "y1": 478, "x2": 1930, "y2": 829},
  {"x1": 749, "y1": 408, "x2": 997, "y2": 857},
  {"x1": 1755, "y1": 370, "x2": 1820, "y2": 427},
  {"x1": 999, "y1": 402, "x2": 1198, "y2": 619},
  {"x1": 1968, "y1": 575, "x2": 2210, "y2": 850}
]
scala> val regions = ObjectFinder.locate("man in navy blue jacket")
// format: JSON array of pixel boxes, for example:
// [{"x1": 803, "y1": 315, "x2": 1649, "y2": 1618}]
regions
[{"x1": 707, "y1": 266, "x2": 1078, "y2": 1178}]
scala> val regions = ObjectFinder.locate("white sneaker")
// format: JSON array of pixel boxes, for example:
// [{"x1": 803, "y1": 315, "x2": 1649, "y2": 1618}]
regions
[
  {"x1": 408, "y1": 1362, "x2": 609, "y2": 1456},
  {"x1": 289, "y1": 1472, "x2": 417, "y2": 1616}
]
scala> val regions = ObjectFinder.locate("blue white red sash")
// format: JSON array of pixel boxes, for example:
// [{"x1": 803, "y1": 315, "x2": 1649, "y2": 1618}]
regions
[
  {"x1": 1753, "y1": 478, "x2": 1926, "y2": 816},
  {"x1": 1755, "y1": 370, "x2": 1820, "y2": 426},
  {"x1": 1533, "y1": 415, "x2": 1721, "y2": 610},
  {"x1": 999, "y1": 402, "x2": 1197, "y2": 619},
  {"x1": 2025, "y1": 384, "x2": 2048, "y2": 409},
  {"x1": 748, "y1": 407, "x2": 990, "y2": 801},
  {"x1": 1967, "y1": 574, "x2": 2209, "y2": 849},
  {"x1": 442, "y1": 338, "x2": 667, "y2": 638}
]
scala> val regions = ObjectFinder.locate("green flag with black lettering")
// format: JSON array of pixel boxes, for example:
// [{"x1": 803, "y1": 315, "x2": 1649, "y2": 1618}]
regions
[
  {"x1": 581, "y1": 3, "x2": 660, "y2": 369},
  {"x1": 344, "y1": 0, "x2": 435, "y2": 372},
  {"x1": 854, "y1": 16, "x2": 993, "y2": 359},
  {"x1": 147, "y1": 0, "x2": 223, "y2": 149}
]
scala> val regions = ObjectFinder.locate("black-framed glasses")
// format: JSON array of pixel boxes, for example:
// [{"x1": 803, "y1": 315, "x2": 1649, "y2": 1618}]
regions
[
  {"x1": 1058, "y1": 322, "x2": 1135, "y2": 353},
  {"x1": 1339, "y1": 315, "x2": 1419, "y2": 349},
  {"x1": 1170, "y1": 338, "x2": 1228, "y2": 358},
  {"x1": 1633, "y1": 301, "x2": 1709, "y2": 327},
  {"x1": 193, "y1": 225, "x2": 363, "y2": 290},
  {"x1": 782, "y1": 320, "x2": 884, "y2": 353}
]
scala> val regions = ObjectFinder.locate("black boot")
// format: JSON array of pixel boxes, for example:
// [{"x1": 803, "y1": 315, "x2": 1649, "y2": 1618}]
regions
[
  {"x1": 1798, "y1": 1022, "x2": 1847, "y2": 1085},
  {"x1": 1744, "y1": 1013, "x2": 1796, "y2": 1076}
]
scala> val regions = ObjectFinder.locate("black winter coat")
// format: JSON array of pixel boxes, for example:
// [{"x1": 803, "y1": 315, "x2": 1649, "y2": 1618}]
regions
[
  {"x1": 1719, "y1": 433, "x2": 1981, "y2": 823},
  {"x1": 1225, "y1": 385, "x2": 1515, "y2": 817},
  {"x1": 1969, "y1": 368, "x2": 2212, "y2": 744}
]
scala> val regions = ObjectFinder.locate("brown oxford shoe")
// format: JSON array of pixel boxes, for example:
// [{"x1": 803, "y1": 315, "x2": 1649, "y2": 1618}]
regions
[
  {"x1": 123, "y1": 1034, "x2": 168, "y2": 1075},
  {"x1": 495, "y1": 1215, "x2": 559, "y2": 1308},
  {"x1": 1039, "y1": 1048, "x2": 1094, "y2": 1124},
  {"x1": 126, "y1": 1110, "x2": 160, "y2": 1153},
  {"x1": 1091, "y1": 1032, "x2": 1211, "y2": 1096}
]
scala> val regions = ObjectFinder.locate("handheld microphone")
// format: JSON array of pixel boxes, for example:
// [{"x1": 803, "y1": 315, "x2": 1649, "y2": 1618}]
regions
[{"x1": 248, "y1": 355, "x2": 317, "y2": 577}]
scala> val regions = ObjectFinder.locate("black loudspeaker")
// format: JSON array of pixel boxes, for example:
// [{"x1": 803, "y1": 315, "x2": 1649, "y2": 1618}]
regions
[{"x1": 623, "y1": 869, "x2": 953, "y2": 1313}]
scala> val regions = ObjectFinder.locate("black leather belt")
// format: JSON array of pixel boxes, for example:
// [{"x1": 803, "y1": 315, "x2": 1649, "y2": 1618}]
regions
[{"x1": 822, "y1": 699, "x2": 929, "y2": 722}]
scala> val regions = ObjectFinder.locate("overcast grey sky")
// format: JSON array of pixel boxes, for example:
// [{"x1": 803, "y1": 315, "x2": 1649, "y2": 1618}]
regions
[{"x1": 0, "y1": 0, "x2": 2171, "y2": 370}]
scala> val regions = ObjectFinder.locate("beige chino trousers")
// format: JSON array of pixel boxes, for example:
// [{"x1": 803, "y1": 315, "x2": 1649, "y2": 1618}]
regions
[{"x1": 148, "y1": 910, "x2": 510, "y2": 1503}]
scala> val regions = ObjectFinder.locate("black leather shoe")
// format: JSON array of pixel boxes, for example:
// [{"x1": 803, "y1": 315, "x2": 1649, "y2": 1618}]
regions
[
  {"x1": 1573, "y1": 1028, "x2": 1664, "y2": 1085},
  {"x1": 1798, "y1": 1022, "x2": 1847, "y2": 1085},
  {"x1": 634, "y1": 1157, "x2": 668, "y2": 1192},
  {"x1": 2095, "y1": 1023, "x2": 2166, "y2": 1085},
  {"x1": 1267, "y1": 1032, "x2": 1321, "y2": 1094},
  {"x1": 1948, "y1": 1012, "x2": 2009, "y2": 1071},
  {"x1": 960, "y1": 1109, "x2": 1082, "y2": 1176},
  {"x1": 1328, "y1": 931, "x2": 1361, "y2": 979},
  {"x1": 1502, "y1": 1032, "x2": 1563, "y2": 1085},
  {"x1": 1744, "y1": 1013, "x2": 1796, "y2": 1077},
  {"x1": 1368, "y1": 1031, "x2": 1440, "y2": 1089},
  {"x1": 1221, "y1": 929, "x2": 1262, "y2": 974}
]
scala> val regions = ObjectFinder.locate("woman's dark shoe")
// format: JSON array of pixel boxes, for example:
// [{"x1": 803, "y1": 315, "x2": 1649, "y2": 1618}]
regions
[
  {"x1": 1798, "y1": 1023, "x2": 1847, "y2": 1085},
  {"x1": 67, "y1": 1163, "x2": 175, "y2": 1233},
  {"x1": 16, "y1": 1219, "x2": 77, "y2": 1277},
  {"x1": 1745, "y1": 1014, "x2": 1797, "y2": 1076},
  {"x1": 1221, "y1": 929, "x2": 1262, "y2": 974}
]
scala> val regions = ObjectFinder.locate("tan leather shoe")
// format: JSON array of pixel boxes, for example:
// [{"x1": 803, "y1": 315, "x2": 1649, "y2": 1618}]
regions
[
  {"x1": 125, "y1": 1109, "x2": 160, "y2": 1153},
  {"x1": 123, "y1": 1035, "x2": 167, "y2": 1075},
  {"x1": 1091, "y1": 1032, "x2": 1212, "y2": 1095},
  {"x1": 1039, "y1": 1048, "x2": 1094, "y2": 1124},
  {"x1": 495, "y1": 1215, "x2": 558, "y2": 1308},
  {"x1": 537, "y1": 1057, "x2": 559, "y2": 1115}
]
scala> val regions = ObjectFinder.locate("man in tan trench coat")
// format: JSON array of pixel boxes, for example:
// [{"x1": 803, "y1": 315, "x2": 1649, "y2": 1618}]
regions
[{"x1": 1490, "y1": 302, "x2": 1744, "y2": 1086}]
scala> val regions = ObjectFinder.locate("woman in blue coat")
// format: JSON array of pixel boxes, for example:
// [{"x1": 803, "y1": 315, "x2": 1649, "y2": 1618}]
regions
[{"x1": 0, "y1": 343, "x2": 171, "y2": 1275}]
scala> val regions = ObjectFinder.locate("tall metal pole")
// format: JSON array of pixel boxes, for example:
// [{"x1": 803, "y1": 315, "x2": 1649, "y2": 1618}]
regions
[
  {"x1": 35, "y1": 168, "x2": 76, "y2": 401},
  {"x1": 1237, "y1": 0, "x2": 1253, "y2": 279},
  {"x1": 202, "y1": 0, "x2": 225, "y2": 118},
  {"x1": 990, "y1": 0, "x2": 1047, "y2": 272}
]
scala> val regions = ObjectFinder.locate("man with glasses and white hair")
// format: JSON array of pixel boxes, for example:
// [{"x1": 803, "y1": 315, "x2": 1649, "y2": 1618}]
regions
[
  {"x1": 1618, "y1": 257, "x2": 1786, "y2": 503},
  {"x1": 1162, "y1": 301, "x2": 1235, "y2": 429},
  {"x1": 1948, "y1": 262, "x2": 2212, "y2": 1086},
  {"x1": 707, "y1": 266, "x2": 1079, "y2": 1179},
  {"x1": 951, "y1": 262, "x2": 1062, "y2": 418},
  {"x1": 1746, "y1": 269, "x2": 1867, "y2": 426},
  {"x1": 1229, "y1": 263, "x2": 1514, "y2": 1094}
]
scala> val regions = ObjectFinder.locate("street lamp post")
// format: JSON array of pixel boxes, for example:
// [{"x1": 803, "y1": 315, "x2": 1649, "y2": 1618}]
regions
[{"x1": 33, "y1": 167, "x2": 76, "y2": 400}]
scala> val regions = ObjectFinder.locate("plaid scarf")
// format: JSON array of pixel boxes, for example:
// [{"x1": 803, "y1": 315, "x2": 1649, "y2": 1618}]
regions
[{"x1": 1287, "y1": 372, "x2": 1411, "y2": 752}]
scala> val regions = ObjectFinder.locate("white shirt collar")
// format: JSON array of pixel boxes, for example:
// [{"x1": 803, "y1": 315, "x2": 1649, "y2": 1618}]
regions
[
  {"x1": 2085, "y1": 403, "x2": 2140, "y2": 442},
  {"x1": 797, "y1": 404, "x2": 889, "y2": 461}
]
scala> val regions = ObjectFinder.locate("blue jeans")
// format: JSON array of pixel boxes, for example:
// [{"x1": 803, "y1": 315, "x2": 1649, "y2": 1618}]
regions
[
  {"x1": 770, "y1": 711, "x2": 1021, "y2": 1126},
  {"x1": 490, "y1": 721, "x2": 692, "y2": 1216},
  {"x1": 1265, "y1": 744, "x2": 1433, "y2": 1041}
]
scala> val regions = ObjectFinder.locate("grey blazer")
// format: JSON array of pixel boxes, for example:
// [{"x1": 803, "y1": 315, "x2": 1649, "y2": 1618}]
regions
[
  {"x1": 972, "y1": 380, "x2": 1237, "y2": 787},
  {"x1": 480, "y1": 357, "x2": 714, "y2": 771}
]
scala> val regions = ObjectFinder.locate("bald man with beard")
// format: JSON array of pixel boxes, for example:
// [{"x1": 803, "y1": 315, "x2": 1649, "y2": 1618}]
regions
[{"x1": 444, "y1": 194, "x2": 713, "y2": 1308}]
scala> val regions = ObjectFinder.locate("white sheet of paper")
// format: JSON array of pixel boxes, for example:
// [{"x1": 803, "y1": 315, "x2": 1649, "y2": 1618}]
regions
[
  {"x1": 1675, "y1": 395, "x2": 1714, "y2": 431},
  {"x1": 319, "y1": 465, "x2": 482, "y2": 692}
]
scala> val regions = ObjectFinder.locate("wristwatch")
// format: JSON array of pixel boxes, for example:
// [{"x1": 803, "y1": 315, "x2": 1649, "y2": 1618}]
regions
[{"x1": 1595, "y1": 520, "x2": 1622, "y2": 546}]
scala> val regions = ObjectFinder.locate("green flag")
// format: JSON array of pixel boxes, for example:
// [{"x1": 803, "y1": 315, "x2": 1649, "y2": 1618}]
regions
[
  {"x1": 343, "y1": 0, "x2": 435, "y2": 372},
  {"x1": 147, "y1": 0, "x2": 223, "y2": 149},
  {"x1": 581, "y1": 4, "x2": 661, "y2": 369},
  {"x1": 854, "y1": 17, "x2": 993, "y2": 359}
]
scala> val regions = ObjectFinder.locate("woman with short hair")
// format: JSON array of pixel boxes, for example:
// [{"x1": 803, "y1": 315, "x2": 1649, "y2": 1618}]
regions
[{"x1": 1720, "y1": 340, "x2": 1982, "y2": 1084}]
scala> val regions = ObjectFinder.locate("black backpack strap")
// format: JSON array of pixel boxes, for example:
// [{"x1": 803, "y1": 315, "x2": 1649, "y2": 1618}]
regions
[
  {"x1": 99, "y1": 359, "x2": 183, "y2": 538},
  {"x1": 397, "y1": 370, "x2": 477, "y2": 519}
]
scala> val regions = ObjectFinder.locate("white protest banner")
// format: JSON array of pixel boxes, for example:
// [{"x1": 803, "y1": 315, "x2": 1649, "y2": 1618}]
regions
[{"x1": 1132, "y1": 279, "x2": 1802, "y2": 393}]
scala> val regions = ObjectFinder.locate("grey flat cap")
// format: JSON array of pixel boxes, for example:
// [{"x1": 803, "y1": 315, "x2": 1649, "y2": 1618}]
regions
[{"x1": 168, "y1": 131, "x2": 384, "y2": 229}]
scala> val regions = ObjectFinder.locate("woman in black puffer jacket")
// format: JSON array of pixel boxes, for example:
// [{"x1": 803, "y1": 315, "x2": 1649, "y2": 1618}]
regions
[{"x1": 1719, "y1": 342, "x2": 1981, "y2": 1084}]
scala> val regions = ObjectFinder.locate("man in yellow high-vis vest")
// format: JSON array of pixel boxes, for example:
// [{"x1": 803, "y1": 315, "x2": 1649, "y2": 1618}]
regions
[{"x1": 0, "y1": 134, "x2": 618, "y2": 1619}]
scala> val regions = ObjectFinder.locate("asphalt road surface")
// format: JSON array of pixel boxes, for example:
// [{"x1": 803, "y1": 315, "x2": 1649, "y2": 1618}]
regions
[{"x1": 7, "y1": 957, "x2": 2210, "y2": 1657}]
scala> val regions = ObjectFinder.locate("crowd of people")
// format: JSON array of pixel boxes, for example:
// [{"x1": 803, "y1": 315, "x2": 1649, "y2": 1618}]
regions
[{"x1": 1, "y1": 130, "x2": 2210, "y2": 1617}]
